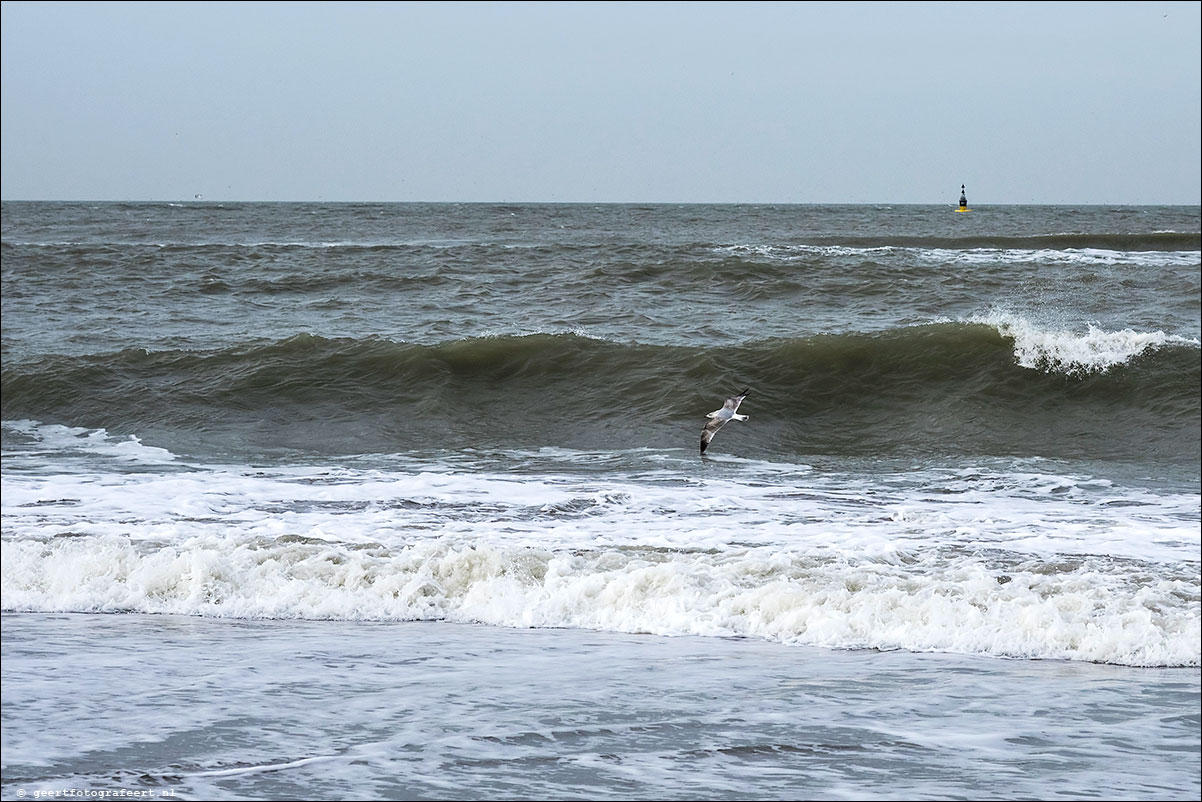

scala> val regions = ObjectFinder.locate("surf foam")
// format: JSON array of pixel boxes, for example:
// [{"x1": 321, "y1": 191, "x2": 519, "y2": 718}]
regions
[
  {"x1": 974, "y1": 312, "x2": 1199, "y2": 375},
  {"x1": 2, "y1": 534, "x2": 1196, "y2": 667}
]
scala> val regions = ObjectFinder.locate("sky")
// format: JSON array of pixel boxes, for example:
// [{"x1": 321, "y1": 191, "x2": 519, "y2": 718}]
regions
[{"x1": 2, "y1": 1, "x2": 1199, "y2": 204}]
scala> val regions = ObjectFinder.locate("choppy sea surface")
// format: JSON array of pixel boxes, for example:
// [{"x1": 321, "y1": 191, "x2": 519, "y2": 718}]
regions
[{"x1": 2, "y1": 202, "x2": 1199, "y2": 800}]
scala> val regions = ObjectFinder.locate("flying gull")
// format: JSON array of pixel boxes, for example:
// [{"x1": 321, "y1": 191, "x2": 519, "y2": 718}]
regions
[{"x1": 700, "y1": 387, "x2": 750, "y2": 455}]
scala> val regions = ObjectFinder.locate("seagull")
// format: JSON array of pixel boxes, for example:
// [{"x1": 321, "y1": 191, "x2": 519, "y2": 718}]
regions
[{"x1": 700, "y1": 387, "x2": 750, "y2": 455}]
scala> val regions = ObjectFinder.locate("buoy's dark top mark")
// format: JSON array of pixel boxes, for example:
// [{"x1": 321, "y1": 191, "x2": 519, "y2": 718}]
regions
[
  {"x1": 959, "y1": 184, "x2": 968, "y2": 209},
  {"x1": 701, "y1": 387, "x2": 750, "y2": 455}
]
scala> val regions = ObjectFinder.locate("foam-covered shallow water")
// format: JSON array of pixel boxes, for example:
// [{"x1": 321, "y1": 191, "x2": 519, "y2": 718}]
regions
[
  {"x1": 3, "y1": 422, "x2": 1198, "y2": 668},
  {"x1": 2, "y1": 613, "x2": 1198, "y2": 802}
]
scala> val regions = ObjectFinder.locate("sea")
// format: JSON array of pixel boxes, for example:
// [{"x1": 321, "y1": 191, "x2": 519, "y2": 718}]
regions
[{"x1": 2, "y1": 201, "x2": 1199, "y2": 801}]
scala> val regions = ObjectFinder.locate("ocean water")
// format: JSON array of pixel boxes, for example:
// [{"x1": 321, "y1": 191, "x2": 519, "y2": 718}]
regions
[{"x1": 2, "y1": 201, "x2": 1200, "y2": 800}]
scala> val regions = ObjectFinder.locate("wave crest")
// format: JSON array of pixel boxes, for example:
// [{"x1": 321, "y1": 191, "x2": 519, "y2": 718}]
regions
[
  {"x1": 2, "y1": 534, "x2": 1196, "y2": 667},
  {"x1": 3, "y1": 322, "x2": 1197, "y2": 461},
  {"x1": 977, "y1": 312, "x2": 1199, "y2": 375}
]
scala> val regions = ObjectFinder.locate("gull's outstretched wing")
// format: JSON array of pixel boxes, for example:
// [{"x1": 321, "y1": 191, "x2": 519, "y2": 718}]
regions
[
  {"x1": 700, "y1": 388, "x2": 750, "y2": 455},
  {"x1": 700, "y1": 415, "x2": 728, "y2": 455}
]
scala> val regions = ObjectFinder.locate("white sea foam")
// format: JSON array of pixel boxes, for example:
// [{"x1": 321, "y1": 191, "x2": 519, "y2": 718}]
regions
[
  {"x1": 717, "y1": 243, "x2": 1200, "y2": 267},
  {"x1": 922, "y1": 247, "x2": 1201, "y2": 267},
  {"x1": 3, "y1": 424, "x2": 1198, "y2": 667},
  {"x1": 2, "y1": 420, "x2": 178, "y2": 464},
  {"x1": 2, "y1": 533, "x2": 1196, "y2": 667},
  {"x1": 974, "y1": 311, "x2": 1200, "y2": 374},
  {"x1": 3, "y1": 445, "x2": 1197, "y2": 561}
]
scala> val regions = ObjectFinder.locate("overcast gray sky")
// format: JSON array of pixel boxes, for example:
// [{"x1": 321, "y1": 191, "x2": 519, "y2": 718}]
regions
[{"x1": 2, "y1": 1, "x2": 1199, "y2": 204}]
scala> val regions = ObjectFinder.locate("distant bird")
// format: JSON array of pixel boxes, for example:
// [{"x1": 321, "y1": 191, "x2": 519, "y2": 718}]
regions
[{"x1": 700, "y1": 387, "x2": 750, "y2": 455}]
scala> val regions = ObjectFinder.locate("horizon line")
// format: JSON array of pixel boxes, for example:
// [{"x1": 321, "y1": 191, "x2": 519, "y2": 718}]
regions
[{"x1": 3, "y1": 198, "x2": 1200, "y2": 207}]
